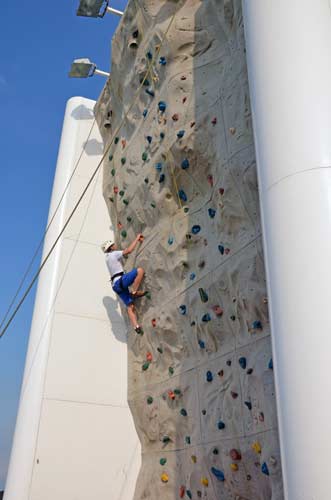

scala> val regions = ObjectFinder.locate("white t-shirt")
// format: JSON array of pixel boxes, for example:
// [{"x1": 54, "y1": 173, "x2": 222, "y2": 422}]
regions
[{"x1": 105, "y1": 251, "x2": 124, "y2": 281}]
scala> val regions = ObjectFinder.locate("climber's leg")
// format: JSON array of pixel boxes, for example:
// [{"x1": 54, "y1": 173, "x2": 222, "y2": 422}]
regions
[
  {"x1": 131, "y1": 267, "x2": 145, "y2": 295},
  {"x1": 127, "y1": 303, "x2": 138, "y2": 327}
]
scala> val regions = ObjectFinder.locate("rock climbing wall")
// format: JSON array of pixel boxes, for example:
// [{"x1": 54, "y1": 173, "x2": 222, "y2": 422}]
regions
[{"x1": 95, "y1": 0, "x2": 284, "y2": 498}]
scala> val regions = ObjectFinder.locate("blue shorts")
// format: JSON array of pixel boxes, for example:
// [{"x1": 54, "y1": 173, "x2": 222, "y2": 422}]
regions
[{"x1": 112, "y1": 268, "x2": 138, "y2": 307}]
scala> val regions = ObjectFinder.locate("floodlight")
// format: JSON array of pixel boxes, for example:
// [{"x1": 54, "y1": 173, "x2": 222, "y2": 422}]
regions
[
  {"x1": 69, "y1": 58, "x2": 110, "y2": 78},
  {"x1": 76, "y1": 0, "x2": 123, "y2": 18}
]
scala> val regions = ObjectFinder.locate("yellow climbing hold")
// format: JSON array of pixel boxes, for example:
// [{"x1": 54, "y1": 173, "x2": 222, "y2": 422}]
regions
[
  {"x1": 252, "y1": 441, "x2": 262, "y2": 454},
  {"x1": 191, "y1": 455, "x2": 197, "y2": 464},
  {"x1": 201, "y1": 477, "x2": 209, "y2": 487},
  {"x1": 230, "y1": 463, "x2": 239, "y2": 471},
  {"x1": 161, "y1": 473, "x2": 169, "y2": 483}
]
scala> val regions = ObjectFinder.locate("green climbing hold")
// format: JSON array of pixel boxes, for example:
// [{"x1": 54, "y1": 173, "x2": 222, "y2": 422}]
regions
[
  {"x1": 114, "y1": 137, "x2": 119, "y2": 144},
  {"x1": 150, "y1": 202, "x2": 156, "y2": 208},
  {"x1": 121, "y1": 157, "x2": 126, "y2": 165},
  {"x1": 111, "y1": 168, "x2": 115, "y2": 176},
  {"x1": 174, "y1": 388, "x2": 181, "y2": 396},
  {"x1": 169, "y1": 367, "x2": 174, "y2": 376},
  {"x1": 109, "y1": 197, "x2": 114, "y2": 203},
  {"x1": 198, "y1": 288, "x2": 209, "y2": 303},
  {"x1": 142, "y1": 361, "x2": 150, "y2": 371},
  {"x1": 180, "y1": 408, "x2": 188, "y2": 417},
  {"x1": 121, "y1": 230, "x2": 127, "y2": 238},
  {"x1": 157, "y1": 346, "x2": 163, "y2": 354},
  {"x1": 109, "y1": 154, "x2": 113, "y2": 161},
  {"x1": 142, "y1": 151, "x2": 148, "y2": 161},
  {"x1": 123, "y1": 199, "x2": 129, "y2": 205},
  {"x1": 145, "y1": 291, "x2": 152, "y2": 299},
  {"x1": 184, "y1": 207, "x2": 189, "y2": 213},
  {"x1": 127, "y1": 216, "x2": 132, "y2": 222},
  {"x1": 185, "y1": 436, "x2": 191, "y2": 445},
  {"x1": 160, "y1": 458, "x2": 167, "y2": 466},
  {"x1": 119, "y1": 190, "x2": 125, "y2": 197},
  {"x1": 162, "y1": 436, "x2": 171, "y2": 444},
  {"x1": 147, "y1": 396, "x2": 153, "y2": 405}
]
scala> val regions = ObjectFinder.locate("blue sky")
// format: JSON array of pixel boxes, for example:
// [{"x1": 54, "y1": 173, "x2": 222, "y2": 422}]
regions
[{"x1": 0, "y1": 0, "x2": 127, "y2": 489}]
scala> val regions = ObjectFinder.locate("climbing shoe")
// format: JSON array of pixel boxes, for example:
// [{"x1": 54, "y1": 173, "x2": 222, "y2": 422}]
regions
[{"x1": 135, "y1": 325, "x2": 144, "y2": 335}]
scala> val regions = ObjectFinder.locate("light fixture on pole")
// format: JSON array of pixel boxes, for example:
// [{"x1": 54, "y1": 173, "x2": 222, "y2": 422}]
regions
[
  {"x1": 68, "y1": 58, "x2": 110, "y2": 78},
  {"x1": 76, "y1": 0, "x2": 123, "y2": 18}
]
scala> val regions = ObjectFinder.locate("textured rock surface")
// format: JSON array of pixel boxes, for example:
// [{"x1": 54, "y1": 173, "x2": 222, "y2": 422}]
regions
[{"x1": 95, "y1": 1, "x2": 284, "y2": 498}]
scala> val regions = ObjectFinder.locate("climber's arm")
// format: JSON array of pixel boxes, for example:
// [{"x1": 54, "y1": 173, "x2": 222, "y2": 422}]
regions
[{"x1": 123, "y1": 234, "x2": 144, "y2": 256}]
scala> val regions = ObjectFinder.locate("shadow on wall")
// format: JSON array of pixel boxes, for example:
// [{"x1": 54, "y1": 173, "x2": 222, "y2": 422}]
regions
[
  {"x1": 102, "y1": 295, "x2": 128, "y2": 344},
  {"x1": 71, "y1": 104, "x2": 95, "y2": 120},
  {"x1": 83, "y1": 138, "x2": 104, "y2": 156}
]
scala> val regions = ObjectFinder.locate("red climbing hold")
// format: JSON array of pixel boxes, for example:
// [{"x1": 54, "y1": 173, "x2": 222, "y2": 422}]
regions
[
  {"x1": 172, "y1": 113, "x2": 179, "y2": 121},
  {"x1": 146, "y1": 352, "x2": 153, "y2": 362},
  {"x1": 114, "y1": 186, "x2": 119, "y2": 194},
  {"x1": 219, "y1": 187, "x2": 225, "y2": 195},
  {"x1": 117, "y1": 222, "x2": 123, "y2": 229},
  {"x1": 207, "y1": 174, "x2": 213, "y2": 187},
  {"x1": 151, "y1": 318, "x2": 157, "y2": 327},
  {"x1": 121, "y1": 139, "x2": 126, "y2": 148},
  {"x1": 230, "y1": 449, "x2": 242, "y2": 461},
  {"x1": 168, "y1": 390, "x2": 175, "y2": 400},
  {"x1": 213, "y1": 305, "x2": 223, "y2": 316},
  {"x1": 231, "y1": 391, "x2": 238, "y2": 399},
  {"x1": 225, "y1": 248, "x2": 230, "y2": 255},
  {"x1": 212, "y1": 117, "x2": 217, "y2": 125},
  {"x1": 179, "y1": 486, "x2": 186, "y2": 498}
]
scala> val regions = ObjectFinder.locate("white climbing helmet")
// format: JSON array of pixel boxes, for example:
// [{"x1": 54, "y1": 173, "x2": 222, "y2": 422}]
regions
[{"x1": 101, "y1": 240, "x2": 114, "y2": 253}]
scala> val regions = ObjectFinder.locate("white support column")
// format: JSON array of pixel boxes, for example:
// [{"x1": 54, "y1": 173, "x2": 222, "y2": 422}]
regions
[{"x1": 243, "y1": 2, "x2": 331, "y2": 499}]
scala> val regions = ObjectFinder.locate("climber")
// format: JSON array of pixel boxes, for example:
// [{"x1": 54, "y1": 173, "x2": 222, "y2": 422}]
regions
[{"x1": 101, "y1": 234, "x2": 145, "y2": 334}]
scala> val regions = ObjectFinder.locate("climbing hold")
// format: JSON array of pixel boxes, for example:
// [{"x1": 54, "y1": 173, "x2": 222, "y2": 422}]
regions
[
  {"x1": 190, "y1": 121, "x2": 195, "y2": 128},
  {"x1": 181, "y1": 75, "x2": 187, "y2": 80},
  {"x1": 150, "y1": 202, "x2": 156, "y2": 208},
  {"x1": 252, "y1": 441, "x2": 262, "y2": 454},
  {"x1": 226, "y1": 360, "x2": 232, "y2": 366},
  {"x1": 109, "y1": 197, "x2": 114, "y2": 203},
  {"x1": 121, "y1": 230, "x2": 127, "y2": 238},
  {"x1": 157, "y1": 346, "x2": 163, "y2": 354},
  {"x1": 155, "y1": 162, "x2": 163, "y2": 171},
  {"x1": 126, "y1": 216, "x2": 132, "y2": 223},
  {"x1": 212, "y1": 448, "x2": 219, "y2": 455},
  {"x1": 146, "y1": 352, "x2": 153, "y2": 362},
  {"x1": 178, "y1": 190, "x2": 187, "y2": 202},
  {"x1": 161, "y1": 473, "x2": 169, "y2": 483},
  {"x1": 211, "y1": 117, "x2": 217, "y2": 125},
  {"x1": 121, "y1": 139, "x2": 126, "y2": 148},
  {"x1": 198, "y1": 340, "x2": 205, "y2": 349},
  {"x1": 172, "y1": 113, "x2": 179, "y2": 121},
  {"x1": 219, "y1": 187, "x2": 225, "y2": 195},
  {"x1": 189, "y1": 273, "x2": 196, "y2": 280},
  {"x1": 206, "y1": 371, "x2": 213, "y2": 382},
  {"x1": 177, "y1": 130, "x2": 185, "y2": 139},
  {"x1": 144, "y1": 178, "x2": 149, "y2": 184},
  {"x1": 162, "y1": 436, "x2": 171, "y2": 444},
  {"x1": 230, "y1": 449, "x2": 241, "y2": 461},
  {"x1": 168, "y1": 236, "x2": 174, "y2": 245},
  {"x1": 197, "y1": 491, "x2": 202, "y2": 498},
  {"x1": 225, "y1": 247, "x2": 230, "y2": 255},
  {"x1": 111, "y1": 168, "x2": 115, "y2": 176},
  {"x1": 259, "y1": 412, "x2": 265, "y2": 422},
  {"x1": 142, "y1": 151, "x2": 148, "y2": 161},
  {"x1": 211, "y1": 467, "x2": 225, "y2": 482},
  {"x1": 207, "y1": 174, "x2": 213, "y2": 187},
  {"x1": 174, "y1": 388, "x2": 181, "y2": 396},
  {"x1": 208, "y1": 208, "x2": 216, "y2": 218},
  {"x1": 109, "y1": 154, "x2": 113, "y2": 161},
  {"x1": 123, "y1": 199, "x2": 129, "y2": 205},
  {"x1": 181, "y1": 158, "x2": 189, "y2": 169},
  {"x1": 192, "y1": 225, "x2": 201, "y2": 234},
  {"x1": 186, "y1": 490, "x2": 192, "y2": 499},
  {"x1": 117, "y1": 222, "x2": 123, "y2": 230},
  {"x1": 244, "y1": 401, "x2": 252, "y2": 410},
  {"x1": 247, "y1": 368, "x2": 253, "y2": 375},
  {"x1": 213, "y1": 305, "x2": 223, "y2": 316},
  {"x1": 158, "y1": 101, "x2": 167, "y2": 113},
  {"x1": 268, "y1": 358, "x2": 273, "y2": 370},
  {"x1": 230, "y1": 315, "x2": 236, "y2": 321},
  {"x1": 168, "y1": 390, "x2": 176, "y2": 400},
  {"x1": 160, "y1": 457, "x2": 167, "y2": 466},
  {"x1": 147, "y1": 396, "x2": 153, "y2": 405},
  {"x1": 121, "y1": 157, "x2": 126, "y2": 165},
  {"x1": 179, "y1": 305, "x2": 187, "y2": 315},
  {"x1": 159, "y1": 173, "x2": 165, "y2": 183},
  {"x1": 202, "y1": 409, "x2": 206, "y2": 415},
  {"x1": 202, "y1": 313, "x2": 211, "y2": 322},
  {"x1": 269, "y1": 456, "x2": 277, "y2": 466},
  {"x1": 218, "y1": 245, "x2": 225, "y2": 255},
  {"x1": 201, "y1": 477, "x2": 209, "y2": 487},
  {"x1": 230, "y1": 463, "x2": 239, "y2": 472},
  {"x1": 229, "y1": 127, "x2": 236, "y2": 135},
  {"x1": 218, "y1": 369, "x2": 224, "y2": 377},
  {"x1": 185, "y1": 436, "x2": 191, "y2": 444},
  {"x1": 145, "y1": 88, "x2": 155, "y2": 97},
  {"x1": 247, "y1": 474, "x2": 252, "y2": 481},
  {"x1": 198, "y1": 289, "x2": 208, "y2": 304},
  {"x1": 182, "y1": 97, "x2": 187, "y2": 103},
  {"x1": 180, "y1": 408, "x2": 188, "y2": 417},
  {"x1": 231, "y1": 391, "x2": 238, "y2": 399},
  {"x1": 143, "y1": 109, "x2": 148, "y2": 118},
  {"x1": 179, "y1": 486, "x2": 185, "y2": 498},
  {"x1": 114, "y1": 137, "x2": 119, "y2": 144},
  {"x1": 217, "y1": 420, "x2": 225, "y2": 430},
  {"x1": 119, "y1": 190, "x2": 125, "y2": 197},
  {"x1": 142, "y1": 361, "x2": 150, "y2": 371},
  {"x1": 146, "y1": 135, "x2": 153, "y2": 144},
  {"x1": 252, "y1": 320, "x2": 263, "y2": 330},
  {"x1": 169, "y1": 367, "x2": 174, "y2": 376},
  {"x1": 159, "y1": 56, "x2": 167, "y2": 65},
  {"x1": 160, "y1": 131, "x2": 165, "y2": 140},
  {"x1": 238, "y1": 357, "x2": 247, "y2": 369},
  {"x1": 261, "y1": 462, "x2": 269, "y2": 476},
  {"x1": 146, "y1": 50, "x2": 153, "y2": 60}
]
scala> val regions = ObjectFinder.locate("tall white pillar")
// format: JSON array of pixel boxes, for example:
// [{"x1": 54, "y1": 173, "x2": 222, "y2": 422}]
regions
[{"x1": 243, "y1": 2, "x2": 331, "y2": 499}]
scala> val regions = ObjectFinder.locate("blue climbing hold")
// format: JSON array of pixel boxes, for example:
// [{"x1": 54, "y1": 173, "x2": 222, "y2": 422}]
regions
[
  {"x1": 253, "y1": 320, "x2": 263, "y2": 330},
  {"x1": 146, "y1": 135, "x2": 152, "y2": 144},
  {"x1": 143, "y1": 79, "x2": 150, "y2": 87},
  {"x1": 155, "y1": 162, "x2": 163, "y2": 171},
  {"x1": 145, "y1": 88, "x2": 155, "y2": 97},
  {"x1": 208, "y1": 208, "x2": 216, "y2": 218},
  {"x1": 143, "y1": 109, "x2": 148, "y2": 118},
  {"x1": 268, "y1": 358, "x2": 273, "y2": 370},
  {"x1": 177, "y1": 130, "x2": 185, "y2": 139},
  {"x1": 198, "y1": 340, "x2": 205, "y2": 349},
  {"x1": 159, "y1": 56, "x2": 167, "y2": 65},
  {"x1": 181, "y1": 158, "x2": 189, "y2": 169},
  {"x1": 158, "y1": 101, "x2": 167, "y2": 113},
  {"x1": 168, "y1": 236, "x2": 174, "y2": 245},
  {"x1": 192, "y1": 225, "x2": 201, "y2": 234},
  {"x1": 202, "y1": 313, "x2": 211, "y2": 322},
  {"x1": 206, "y1": 371, "x2": 213, "y2": 382},
  {"x1": 239, "y1": 357, "x2": 247, "y2": 369},
  {"x1": 159, "y1": 174, "x2": 165, "y2": 183},
  {"x1": 189, "y1": 272, "x2": 196, "y2": 280},
  {"x1": 146, "y1": 50, "x2": 153, "y2": 60},
  {"x1": 160, "y1": 132, "x2": 165, "y2": 140},
  {"x1": 244, "y1": 401, "x2": 252, "y2": 410},
  {"x1": 179, "y1": 190, "x2": 187, "y2": 202},
  {"x1": 211, "y1": 467, "x2": 225, "y2": 482},
  {"x1": 217, "y1": 420, "x2": 225, "y2": 430},
  {"x1": 261, "y1": 462, "x2": 269, "y2": 476},
  {"x1": 179, "y1": 305, "x2": 187, "y2": 315},
  {"x1": 218, "y1": 244, "x2": 225, "y2": 255}
]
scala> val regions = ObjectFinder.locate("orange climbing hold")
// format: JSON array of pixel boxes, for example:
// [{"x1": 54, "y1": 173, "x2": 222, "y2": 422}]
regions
[
  {"x1": 201, "y1": 477, "x2": 209, "y2": 487},
  {"x1": 161, "y1": 473, "x2": 169, "y2": 483},
  {"x1": 121, "y1": 139, "x2": 126, "y2": 148},
  {"x1": 168, "y1": 390, "x2": 176, "y2": 400},
  {"x1": 146, "y1": 352, "x2": 153, "y2": 362}
]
